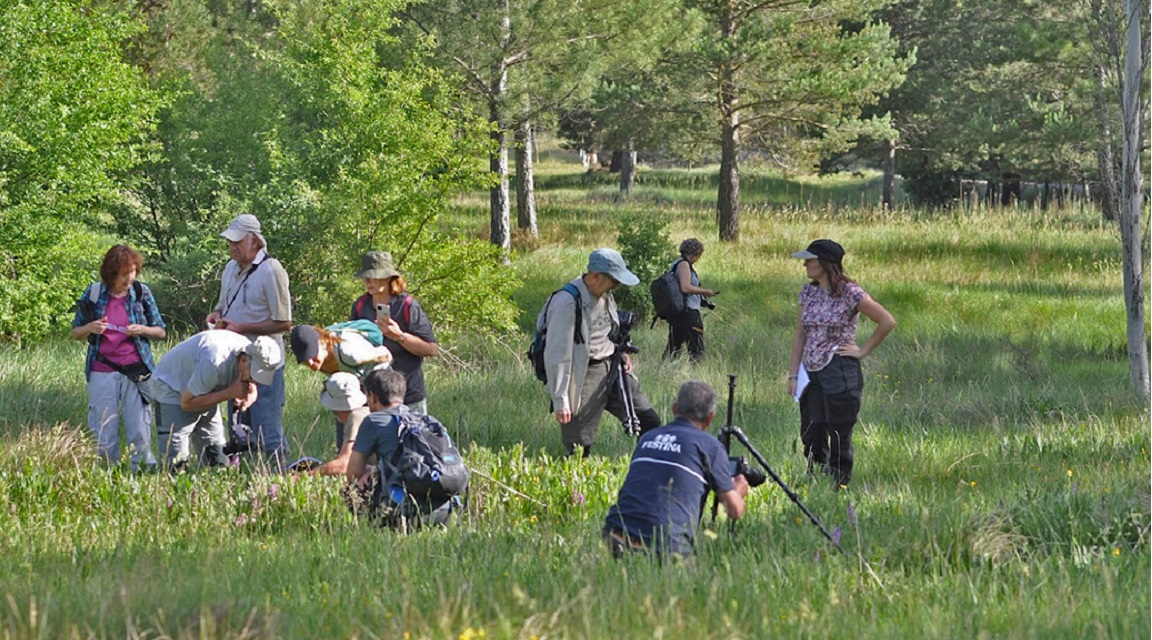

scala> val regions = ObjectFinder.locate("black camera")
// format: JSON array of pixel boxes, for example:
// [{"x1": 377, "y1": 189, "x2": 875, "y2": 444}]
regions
[
  {"x1": 222, "y1": 437, "x2": 255, "y2": 456},
  {"x1": 728, "y1": 456, "x2": 767, "y2": 487},
  {"x1": 702, "y1": 298, "x2": 716, "y2": 310},
  {"x1": 610, "y1": 310, "x2": 640, "y2": 354}
]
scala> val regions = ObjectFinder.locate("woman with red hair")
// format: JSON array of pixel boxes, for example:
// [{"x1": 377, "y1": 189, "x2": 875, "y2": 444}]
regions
[{"x1": 71, "y1": 245, "x2": 166, "y2": 471}]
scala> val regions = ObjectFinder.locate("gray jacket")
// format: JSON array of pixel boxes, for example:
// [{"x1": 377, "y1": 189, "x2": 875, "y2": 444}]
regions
[{"x1": 541, "y1": 276, "x2": 619, "y2": 413}]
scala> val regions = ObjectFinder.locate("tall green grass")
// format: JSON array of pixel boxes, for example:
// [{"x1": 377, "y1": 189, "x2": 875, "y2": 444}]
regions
[{"x1": 0, "y1": 162, "x2": 1147, "y2": 639}]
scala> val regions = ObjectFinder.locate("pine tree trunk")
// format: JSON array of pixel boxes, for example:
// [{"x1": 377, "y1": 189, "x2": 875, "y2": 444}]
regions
[
  {"x1": 515, "y1": 120, "x2": 538, "y2": 236},
  {"x1": 716, "y1": 8, "x2": 740, "y2": 242},
  {"x1": 488, "y1": 95, "x2": 510, "y2": 250},
  {"x1": 718, "y1": 117, "x2": 740, "y2": 241},
  {"x1": 881, "y1": 139, "x2": 896, "y2": 211},
  {"x1": 1094, "y1": 55, "x2": 1123, "y2": 221},
  {"x1": 1120, "y1": 0, "x2": 1149, "y2": 397},
  {"x1": 608, "y1": 150, "x2": 624, "y2": 173}
]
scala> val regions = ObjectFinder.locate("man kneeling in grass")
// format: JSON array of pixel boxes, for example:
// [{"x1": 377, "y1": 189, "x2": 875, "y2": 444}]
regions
[
  {"x1": 603, "y1": 380, "x2": 749, "y2": 561},
  {"x1": 345, "y1": 369, "x2": 457, "y2": 527}
]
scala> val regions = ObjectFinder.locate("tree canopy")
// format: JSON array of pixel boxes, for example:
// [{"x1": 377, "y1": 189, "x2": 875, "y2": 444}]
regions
[{"x1": 0, "y1": 0, "x2": 165, "y2": 342}]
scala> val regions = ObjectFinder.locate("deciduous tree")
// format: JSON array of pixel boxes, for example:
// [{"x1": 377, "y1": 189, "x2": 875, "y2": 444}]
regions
[
  {"x1": 0, "y1": 0, "x2": 164, "y2": 342},
  {"x1": 113, "y1": 0, "x2": 519, "y2": 335}
]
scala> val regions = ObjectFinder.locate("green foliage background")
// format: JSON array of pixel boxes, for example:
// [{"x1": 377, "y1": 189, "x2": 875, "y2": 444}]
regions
[
  {"x1": 1, "y1": 0, "x2": 518, "y2": 343},
  {"x1": 0, "y1": 0, "x2": 165, "y2": 343}
]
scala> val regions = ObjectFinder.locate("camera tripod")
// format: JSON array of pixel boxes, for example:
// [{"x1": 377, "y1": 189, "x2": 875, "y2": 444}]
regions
[{"x1": 714, "y1": 374, "x2": 846, "y2": 556}]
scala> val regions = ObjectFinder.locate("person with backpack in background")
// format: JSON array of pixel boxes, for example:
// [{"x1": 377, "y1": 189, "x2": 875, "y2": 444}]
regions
[
  {"x1": 346, "y1": 369, "x2": 467, "y2": 529},
  {"x1": 204, "y1": 214, "x2": 293, "y2": 468},
  {"x1": 349, "y1": 251, "x2": 438, "y2": 414},
  {"x1": 71, "y1": 244, "x2": 166, "y2": 471},
  {"x1": 538, "y1": 248, "x2": 661, "y2": 458},
  {"x1": 663, "y1": 238, "x2": 718, "y2": 362}
]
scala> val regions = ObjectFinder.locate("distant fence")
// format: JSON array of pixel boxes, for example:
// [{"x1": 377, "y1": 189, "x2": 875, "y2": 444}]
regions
[{"x1": 957, "y1": 178, "x2": 1099, "y2": 209}]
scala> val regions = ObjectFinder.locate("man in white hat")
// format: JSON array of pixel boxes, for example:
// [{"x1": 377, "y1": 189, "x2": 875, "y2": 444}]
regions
[
  {"x1": 537, "y1": 248, "x2": 661, "y2": 457},
  {"x1": 205, "y1": 214, "x2": 293, "y2": 466},
  {"x1": 153, "y1": 332, "x2": 282, "y2": 470}
]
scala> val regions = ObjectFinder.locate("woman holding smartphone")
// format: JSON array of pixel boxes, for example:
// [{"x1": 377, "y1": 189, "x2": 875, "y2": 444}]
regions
[{"x1": 349, "y1": 251, "x2": 439, "y2": 414}]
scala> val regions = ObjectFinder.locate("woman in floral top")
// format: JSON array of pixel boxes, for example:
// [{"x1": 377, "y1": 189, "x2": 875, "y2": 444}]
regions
[{"x1": 787, "y1": 239, "x2": 895, "y2": 487}]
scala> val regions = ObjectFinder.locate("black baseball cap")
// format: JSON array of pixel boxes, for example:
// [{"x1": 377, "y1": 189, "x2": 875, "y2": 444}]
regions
[
  {"x1": 792, "y1": 239, "x2": 844, "y2": 264},
  {"x1": 289, "y1": 325, "x2": 320, "y2": 364}
]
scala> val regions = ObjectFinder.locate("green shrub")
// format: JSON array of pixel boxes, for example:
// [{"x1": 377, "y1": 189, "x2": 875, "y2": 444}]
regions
[
  {"x1": 614, "y1": 210, "x2": 671, "y2": 318},
  {"x1": 0, "y1": 212, "x2": 107, "y2": 344}
]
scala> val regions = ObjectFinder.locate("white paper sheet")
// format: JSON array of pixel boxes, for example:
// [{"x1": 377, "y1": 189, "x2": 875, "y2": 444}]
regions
[{"x1": 793, "y1": 365, "x2": 809, "y2": 403}]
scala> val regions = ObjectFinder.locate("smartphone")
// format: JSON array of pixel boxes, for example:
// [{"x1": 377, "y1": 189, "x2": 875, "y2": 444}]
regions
[{"x1": 375, "y1": 303, "x2": 387, "y2": 315}]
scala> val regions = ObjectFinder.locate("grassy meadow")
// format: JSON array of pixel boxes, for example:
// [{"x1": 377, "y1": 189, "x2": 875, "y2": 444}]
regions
[{"x1": 0, "y1": 155, "x2": 1148, "y2": 639}]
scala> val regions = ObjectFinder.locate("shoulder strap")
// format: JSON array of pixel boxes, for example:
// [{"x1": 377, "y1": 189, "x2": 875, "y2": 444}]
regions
[
  {"x1": 389, "y1": 412, "x2": 417, "y2": 468},
  {"x1": 222, "y1": 258, "x2": 268, "y2": 317},
  {"x1": 673, "y1": 258, "x2": 695, "y2": 293},
  {"x1": 399, "y1": 293, "x2": 413, "y2": 329},
  {"x1": 560, "y1": 283, "x2": 584, "y2": 346},
  {"x1": 353, "y1": 294, "x2": 372, "y2": 319},
  {"x1": 90, "y1": 281, "x2": 144, "y2": 303},
  {"x1": 673, "y1": 257, "x2": 694, "y2": 275},
  {"x1": 88, "y1": 282, "x2": 103, "y2": 304}
]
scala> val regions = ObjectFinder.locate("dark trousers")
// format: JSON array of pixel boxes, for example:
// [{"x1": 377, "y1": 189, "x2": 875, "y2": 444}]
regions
[
  {"x1": 664, "y1": 308, "x2": 704, "y2": 361},
  {"x1": 799, "y1": 356, "x2": 863, "y2": 486}
]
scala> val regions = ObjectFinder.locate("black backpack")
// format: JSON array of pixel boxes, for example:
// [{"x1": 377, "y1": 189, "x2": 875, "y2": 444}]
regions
[
  {"x1": 527, "y1": 283, "x2": 582, "y2": 383},
  {"x1": 384, "y1": 412, "x2": 470, "y2": 505},
  {"x1": 649, "y1": 258, "x2": 688, "y2": 320}
]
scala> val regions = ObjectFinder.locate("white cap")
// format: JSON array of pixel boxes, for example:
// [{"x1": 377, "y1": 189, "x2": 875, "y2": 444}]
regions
[
  {"x1": 221, "y1": 214, "x2": 266, "y2": 247},
  {"x1": 244, "y1": 336, "x2": 282, "y2": 386}
]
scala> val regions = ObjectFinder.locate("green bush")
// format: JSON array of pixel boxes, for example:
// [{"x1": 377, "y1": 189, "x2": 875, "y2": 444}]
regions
[
  {"x1": 614, "y1": 210, "x2": 672, "y2": 318},
  {"x1": 0, "y1": 212, "x2": 107, "y2": 344},
  {"x1": 0, "y1": 0, "x2": 164, "y2": 344}
]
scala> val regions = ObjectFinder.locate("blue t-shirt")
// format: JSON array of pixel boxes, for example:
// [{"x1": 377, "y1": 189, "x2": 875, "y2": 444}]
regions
[
  {"x1": 351, "y1": 406, "x2": 410, "y2": 465},
  {"x1": 603, "y1": 418, "x2": 734, "y2": 556}
]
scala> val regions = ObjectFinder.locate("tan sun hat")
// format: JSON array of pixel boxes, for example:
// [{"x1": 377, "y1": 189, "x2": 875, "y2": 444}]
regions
[{"x1": 319, "y1": 372, "x2": 367, "y2": 411}]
